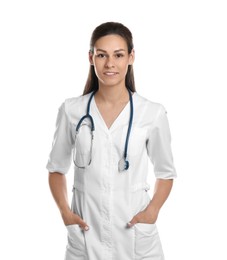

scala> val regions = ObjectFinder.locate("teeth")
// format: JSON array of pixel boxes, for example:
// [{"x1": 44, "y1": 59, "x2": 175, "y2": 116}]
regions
[{"x1": 105, "y1": 73, "x2": 115, "y2": 75}]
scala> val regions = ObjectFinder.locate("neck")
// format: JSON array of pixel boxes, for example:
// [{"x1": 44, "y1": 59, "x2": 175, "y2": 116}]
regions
[{"x1": 95, "y1": 85, "x2": 129, "y2": 104}]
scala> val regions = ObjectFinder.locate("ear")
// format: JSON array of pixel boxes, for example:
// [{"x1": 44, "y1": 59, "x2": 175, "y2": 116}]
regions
[
  {"x1": 89, "y1": 51, "x2": 94, "y2": 65},
  {"x1": 128, "y1": 49, "x2": 135, "y2": 65}
]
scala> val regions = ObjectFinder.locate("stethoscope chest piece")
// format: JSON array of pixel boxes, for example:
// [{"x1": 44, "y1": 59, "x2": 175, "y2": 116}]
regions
[{"x1": 118, "y1": 158, "x2": 129, "y2": 172}]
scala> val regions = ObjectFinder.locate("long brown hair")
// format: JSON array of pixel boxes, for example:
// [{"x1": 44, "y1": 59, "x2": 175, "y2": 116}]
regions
[{"x1": 83, "y1": 22, "x2": 136, "y2": 95}]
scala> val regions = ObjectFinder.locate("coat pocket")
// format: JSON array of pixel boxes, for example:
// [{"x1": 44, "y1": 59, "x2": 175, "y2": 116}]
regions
[
  {"x1": 66, "y1": 224, "x2": 85, "y2": 253},
  {"x1": 74, "y1": 122, "x2": 92, "y2": 168},
  {"x1": 134, "y1": 223, "x2": 164, "y2": 260}
]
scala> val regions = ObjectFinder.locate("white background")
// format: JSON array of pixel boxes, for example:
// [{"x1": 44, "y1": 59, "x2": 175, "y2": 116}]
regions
[{"x1": 0, "y1": 0, "x2": 226, "y2": 259}]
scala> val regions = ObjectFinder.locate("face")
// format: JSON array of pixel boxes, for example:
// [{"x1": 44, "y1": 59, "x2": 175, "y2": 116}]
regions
[{"x1": 89, "y1": 34, "x2": 134, "y2": 88}]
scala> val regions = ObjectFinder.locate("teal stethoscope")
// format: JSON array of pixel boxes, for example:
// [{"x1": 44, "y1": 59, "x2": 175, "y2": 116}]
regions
[{"x1": 73, "y1": 88, "x2": 133, "y2": 172}]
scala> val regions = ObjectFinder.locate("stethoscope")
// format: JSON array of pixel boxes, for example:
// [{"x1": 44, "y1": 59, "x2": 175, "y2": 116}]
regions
[{"x1": 73, "y1": 88, "x2": 133, "y2": 172}]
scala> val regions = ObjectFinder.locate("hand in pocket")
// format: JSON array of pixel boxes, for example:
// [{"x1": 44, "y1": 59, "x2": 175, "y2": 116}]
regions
[
  {"x1": 62, "y1": 210, "x2": 89, "y2": 231},
  {"x1": 128, "y1": 206, "x2": 159, "y2": 227}
]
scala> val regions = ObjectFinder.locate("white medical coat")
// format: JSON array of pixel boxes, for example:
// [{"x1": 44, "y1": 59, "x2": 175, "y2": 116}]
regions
[{"x1": 46, "y1": 92, "x2": 177, "y2": 260}]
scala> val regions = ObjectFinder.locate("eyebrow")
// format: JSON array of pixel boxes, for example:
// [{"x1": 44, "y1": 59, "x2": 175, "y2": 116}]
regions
[{"x1": 96, "y1": 48, "x2": 126, "y2": 53}]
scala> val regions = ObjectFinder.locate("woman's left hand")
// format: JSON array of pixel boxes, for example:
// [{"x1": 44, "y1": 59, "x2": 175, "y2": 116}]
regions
[{"x1": 127, "y1": 204, "x2": 159, "y2": 227}]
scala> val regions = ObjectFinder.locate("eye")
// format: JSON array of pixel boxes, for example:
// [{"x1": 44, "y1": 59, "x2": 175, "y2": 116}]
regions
[
  {"x1": 97, "y1": 53, "x2": 106, "y2": 58},
  {"x1": 115, "y1": 53, "x2": 124, "y2": 58}
]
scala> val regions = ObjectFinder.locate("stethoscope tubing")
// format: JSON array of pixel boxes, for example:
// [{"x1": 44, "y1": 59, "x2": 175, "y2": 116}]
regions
[
  {"x1": 123, "y1": 88, "x2": 133, "y2": 160},
  {"x1": 74, "y1": 88, "x2": 133, "y2": 171}
]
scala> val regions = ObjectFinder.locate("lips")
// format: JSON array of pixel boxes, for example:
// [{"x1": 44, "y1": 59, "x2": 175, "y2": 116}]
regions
[{"x1": 104, "y1": 72, "x2": 118, "y2": 76}]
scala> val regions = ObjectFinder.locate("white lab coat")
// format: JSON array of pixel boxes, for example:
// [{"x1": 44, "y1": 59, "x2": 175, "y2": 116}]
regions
[{"x1": 46, "y1": 92, "x2": 177, "y2": 260}]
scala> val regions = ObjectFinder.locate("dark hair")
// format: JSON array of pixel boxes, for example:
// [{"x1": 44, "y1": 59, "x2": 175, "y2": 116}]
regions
[{"x1": 83, "y1": 22, "x2": 136, "y2": 95}]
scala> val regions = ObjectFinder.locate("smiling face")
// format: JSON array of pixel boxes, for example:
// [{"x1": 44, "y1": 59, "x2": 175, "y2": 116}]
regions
[{"x1": 89, "y1": 34, "x2": 134, "y2": 89}]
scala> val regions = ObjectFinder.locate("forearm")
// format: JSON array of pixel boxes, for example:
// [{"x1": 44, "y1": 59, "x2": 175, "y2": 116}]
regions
[
  {"x1": 147, "y1": 179, "x2": 173, "y2": 212},
  {"x1": 48, "y1": 172, "x2": 71, "y2": 215},
  {"x1": 128, "y1": 179, "x2": 174, "y2": 226},
  {"x1": 48, "y1": 172, "x2": 89, "y2": 229}
]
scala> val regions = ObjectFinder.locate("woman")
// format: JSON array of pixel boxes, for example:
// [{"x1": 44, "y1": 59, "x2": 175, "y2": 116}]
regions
[{"x1": 47, "y1": 21, "x2": 177, "y2": 260}]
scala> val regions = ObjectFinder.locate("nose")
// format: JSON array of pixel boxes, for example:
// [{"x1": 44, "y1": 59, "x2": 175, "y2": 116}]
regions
[{"x1": 105, "y1": 57, "x2": 115, "y2": 68}]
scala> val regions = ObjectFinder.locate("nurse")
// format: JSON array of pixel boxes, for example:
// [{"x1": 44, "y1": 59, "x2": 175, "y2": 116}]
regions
[{"x1": 47, "y1": 21, "x2": 177, "y2": 260}]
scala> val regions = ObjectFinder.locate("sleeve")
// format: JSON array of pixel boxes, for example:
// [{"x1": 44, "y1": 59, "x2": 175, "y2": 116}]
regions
[
  {"x1": 46, "y1": 102, "x2": 74, "y2": 174},
  {"x1": 146, "y1": 105, "x2": 177, "y2": 179}
]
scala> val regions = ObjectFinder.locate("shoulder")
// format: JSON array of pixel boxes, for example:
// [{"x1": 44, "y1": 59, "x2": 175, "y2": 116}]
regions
[
  {"x1": 58, "y1": 93, "x2": 92, "y2": 120},
  {"x1": 64, "y1": 93, "x2": 91, "y2": 108},
  {"x1": 61, "y1": 93, "x2": 92, "y2": 113},
  {"x1": 134, "y1": 92, "x2": 166, "y2": 117}
]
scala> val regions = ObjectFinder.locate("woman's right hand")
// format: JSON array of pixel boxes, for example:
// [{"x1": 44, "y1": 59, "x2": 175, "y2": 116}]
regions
[{"x1": 62, "y1": 210, "x2": 89, "y2": 231}]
